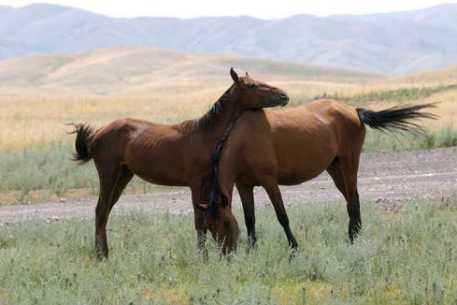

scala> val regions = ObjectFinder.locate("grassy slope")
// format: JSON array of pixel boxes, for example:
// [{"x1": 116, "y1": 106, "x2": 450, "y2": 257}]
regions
[
  {"x1": 389, "y1": 64, "x2": 457, "y2": 85},
  {"x1": 1, "y1": 201, "x2": 457, "y2": 304}
]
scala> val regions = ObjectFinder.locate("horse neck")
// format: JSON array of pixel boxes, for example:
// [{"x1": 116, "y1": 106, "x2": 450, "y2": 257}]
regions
[
  {"x1": 181, "y1": 88, "x2": 241, "y2": 139},
  {"x1": 201, "y1": 98, "x2": 239, "y2": 132}
]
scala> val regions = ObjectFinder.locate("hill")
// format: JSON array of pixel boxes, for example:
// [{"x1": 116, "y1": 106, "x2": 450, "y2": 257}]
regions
[
  {"x1": 0, "y1": 47, "x2": 377, "y2": 95},
  {"x1": 1, "y1": 3, "x2": 457, "y2": 73},
  {"x1": 390, "y1": 65, "x2": 457, "y2": 85}
]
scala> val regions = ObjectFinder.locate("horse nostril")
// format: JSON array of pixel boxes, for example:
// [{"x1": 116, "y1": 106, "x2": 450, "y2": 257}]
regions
[{"x1": 279, "y1": 93, "x2": 289, "y2": 104}]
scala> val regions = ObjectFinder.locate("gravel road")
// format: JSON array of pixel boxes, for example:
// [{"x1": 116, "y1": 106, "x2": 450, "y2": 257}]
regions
[{"x1": 1, "y1": 147, "x2": 456, "y2": 224}]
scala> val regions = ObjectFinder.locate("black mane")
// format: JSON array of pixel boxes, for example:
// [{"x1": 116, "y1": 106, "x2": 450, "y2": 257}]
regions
[{"x1": 199, "y1": 85, "x2": 234, "y2": 129}]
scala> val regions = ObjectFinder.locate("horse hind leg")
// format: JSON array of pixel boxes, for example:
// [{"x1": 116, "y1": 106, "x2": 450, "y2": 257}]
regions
[
  {"x1": 326, "y1": 158, "x2": 346, "y2": 198},
  {"x1": 94, "y1": 164, "x2": 133, "y2": 259},
  {"x1": 327, "y1": 156, "x2": 361, "y2": 243}
]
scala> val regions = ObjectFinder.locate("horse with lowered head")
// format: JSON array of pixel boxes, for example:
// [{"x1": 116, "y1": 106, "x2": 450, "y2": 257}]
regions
[
  {"x1": 70, "y1": 68, "x2": 289, "y2": 259},
  {"x1": 201, "y1": 100, "x2": 437, "y2": 252}
]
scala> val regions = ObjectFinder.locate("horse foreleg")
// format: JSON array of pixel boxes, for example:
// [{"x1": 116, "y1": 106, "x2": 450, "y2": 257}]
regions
[
  {"x1": 191, "y1": 187, "x2": 208, "y2": 258},
  {"x1": 95, "y1": 196, "x2": 110, "y2": 259},
  {"x1": 263, "y1": 181, "x2": 298, "y2": 250},
  {"x1": 195, "y1": 212, "x2": 208, "y2": 255},
  {"x1": 237, "y1": 183, "x2": 257, "y2": 248}
]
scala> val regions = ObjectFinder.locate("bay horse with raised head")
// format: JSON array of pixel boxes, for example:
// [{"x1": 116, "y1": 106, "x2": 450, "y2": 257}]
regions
[
  {"x1": 70, "y1": 68, "x2": 289, "y2": 258},
  {"x1": 201, "y1": 100, "x2": 437, "y2": 252}
]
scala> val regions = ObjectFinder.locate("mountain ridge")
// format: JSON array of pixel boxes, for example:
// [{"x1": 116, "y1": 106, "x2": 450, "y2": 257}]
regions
[{"x1": 1, "y1": 3, "x2": 457, "y2": 73}]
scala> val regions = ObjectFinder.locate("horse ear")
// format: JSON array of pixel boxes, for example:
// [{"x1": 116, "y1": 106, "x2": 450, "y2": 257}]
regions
[
  {"x1": 245, "y1": 72, "x2": 249, "y2": 78},
  {"x1": 230, "y1": 68, "x2": 239, "y2": 83}
]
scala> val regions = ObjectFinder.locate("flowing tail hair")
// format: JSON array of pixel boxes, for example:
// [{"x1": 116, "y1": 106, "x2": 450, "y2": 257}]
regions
[
  {"x1": 356, "y1": 103, "x2": 438, "y2": 134},
  {"x1": 67, "y1": 123, "x2": 96, "y2": 164}
]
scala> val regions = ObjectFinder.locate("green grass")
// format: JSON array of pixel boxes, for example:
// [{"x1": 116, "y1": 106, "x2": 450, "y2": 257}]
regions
[
  {"x1": 1, "y1": 200, "x2": 457, "y2": 304},
  {"x1": 313, "y1": 84, "x2": 457, "y2": 104},
  {"x1": 0, "y1": 142, "x2": 178, "y2": 203},
  {"x1": 0, "y1": 142, "x2": 96, "y2": 197}
]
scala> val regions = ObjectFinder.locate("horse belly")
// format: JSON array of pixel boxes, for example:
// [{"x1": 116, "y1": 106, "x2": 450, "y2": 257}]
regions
[
  {"x1": 134, "y1": 172, "x2": 187, "y2": 187},
  {"x1": 124, "y1": 142, "x2": 189, "y2": 187},
  {"x1": 277, "y1": 156, "x2": 332, "y2": 185},
  {"x1": 275, "y1": 132, "x2": 337, "y2": 185}
]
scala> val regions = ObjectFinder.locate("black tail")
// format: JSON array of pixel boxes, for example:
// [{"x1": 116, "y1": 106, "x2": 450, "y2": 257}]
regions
[
  {"x1": 68, "y1": 123, "x2": 95, "y2": 164},
  {"x1": 356, "y1": 103, "x2": 438, "y2": 134}
]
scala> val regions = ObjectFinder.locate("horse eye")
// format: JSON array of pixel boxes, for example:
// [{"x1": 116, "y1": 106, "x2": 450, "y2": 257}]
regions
[{"x1": 249, "y1": 84, "x2": 257, "y2": 89}]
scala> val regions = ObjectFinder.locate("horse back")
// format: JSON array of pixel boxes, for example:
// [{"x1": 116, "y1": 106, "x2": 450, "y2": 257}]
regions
[{"x1": 91, "y1": 118, "x2": 192, "y2": 185}]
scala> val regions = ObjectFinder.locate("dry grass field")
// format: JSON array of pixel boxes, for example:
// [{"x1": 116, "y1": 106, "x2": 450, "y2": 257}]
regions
[{"x1": 1, "y1": 47, "x2": 457, "y2": 203}]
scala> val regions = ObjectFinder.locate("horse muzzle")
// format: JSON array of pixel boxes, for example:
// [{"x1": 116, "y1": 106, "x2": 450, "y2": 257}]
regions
[
  {"x1": 278, "y1": 93, "x2": 289, "y2": 106},
  {"x1": 265, "y1": 93, "x2": 289, "y2": 108}
]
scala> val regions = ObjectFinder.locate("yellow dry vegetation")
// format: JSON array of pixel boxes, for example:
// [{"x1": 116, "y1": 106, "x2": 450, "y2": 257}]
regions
[
  {"x1": 0, "y1": 91, "x2": 216, "y2": 149},
  {"x1": 2, "y1": 86, "x2": 455, "y2": 151},
  {"x1": 142, "y1": 287, "x2": 187, "y2": 305},
  {"x1": 138, "y1": 281, "x2": 408, "y2": 305},
  {"x1": 388, "y1": 64, "x2": 457, "y2": 85},
  {"x1": 0, "y1": 288, "x2": 9, "y2": 305},
  {"x1": 271, "y1": 281, "x2": 335, "y2": 304}
]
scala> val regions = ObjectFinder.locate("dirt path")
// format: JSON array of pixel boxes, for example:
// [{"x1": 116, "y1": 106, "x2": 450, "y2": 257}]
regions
[{"x1": 1, "y1": 147, "x2": 457, "y2": 224}]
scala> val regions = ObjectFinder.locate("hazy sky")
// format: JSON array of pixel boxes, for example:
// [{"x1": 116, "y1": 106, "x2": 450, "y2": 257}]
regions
[{"x1": 1, "y1": 0, "x2": 456, "y2": 18}]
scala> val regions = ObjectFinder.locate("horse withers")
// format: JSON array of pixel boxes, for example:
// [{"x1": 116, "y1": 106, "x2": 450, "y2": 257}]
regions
[
  {"x1": 70, "y1": 68, "x2": 288, "y2": 259},
  {"x1": 201, "y1": 100, "x2": 437, "y2": 252}
]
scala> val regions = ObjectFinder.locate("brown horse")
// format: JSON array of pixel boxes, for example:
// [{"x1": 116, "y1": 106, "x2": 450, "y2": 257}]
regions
[
  {"x1": 70, "y1": 68, "x2": 289, "y2": 258},
  {"x1": 201, "y1": 100, "x2": 437, "y2": 251}
]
